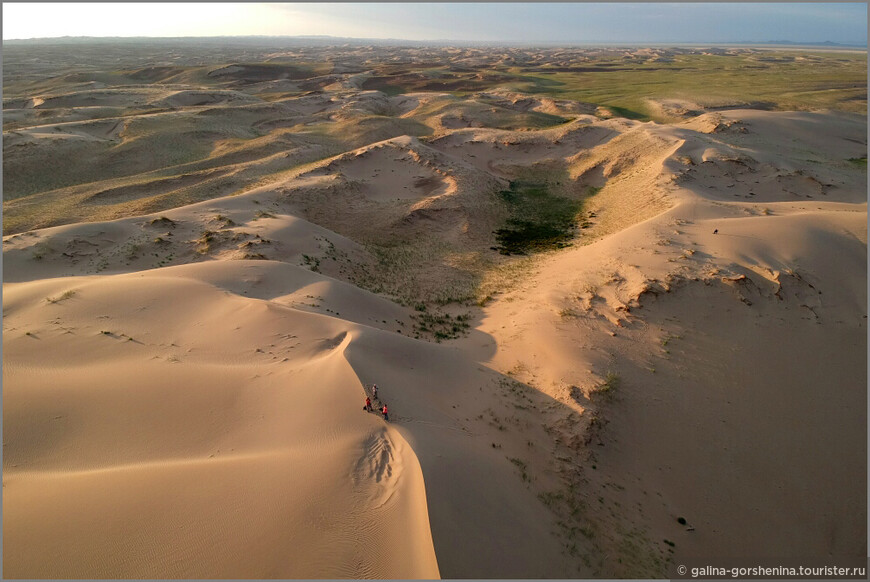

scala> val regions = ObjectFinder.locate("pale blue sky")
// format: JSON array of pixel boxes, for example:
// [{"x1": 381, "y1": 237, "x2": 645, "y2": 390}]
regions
[{"x1": 3, "y1": 2, "x2": 867, "y2": 45}]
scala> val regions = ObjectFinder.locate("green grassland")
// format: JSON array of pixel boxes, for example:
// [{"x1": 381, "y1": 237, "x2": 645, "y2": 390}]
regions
[
  {"x1": 505, "y1": 52, "x2": 867, "y2": 120},
  {"x1": 359, "y1": 51, "x2": 866, "y2": 122}
]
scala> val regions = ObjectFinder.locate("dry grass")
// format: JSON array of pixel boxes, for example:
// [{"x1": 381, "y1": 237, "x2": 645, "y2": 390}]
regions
[{"x1": 46, "y1": 289, "x2": 76, "y2": 303}]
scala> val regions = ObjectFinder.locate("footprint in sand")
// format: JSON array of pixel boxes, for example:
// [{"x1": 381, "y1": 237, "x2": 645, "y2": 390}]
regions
[{"x1": 352, "y1": 429, "x2": 401, "y2": 508}]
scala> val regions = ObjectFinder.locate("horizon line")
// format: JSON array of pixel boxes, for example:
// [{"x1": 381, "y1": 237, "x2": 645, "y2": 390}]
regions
[{"x1": 4, "y1": 34, "x2": 867, "y2": 48}]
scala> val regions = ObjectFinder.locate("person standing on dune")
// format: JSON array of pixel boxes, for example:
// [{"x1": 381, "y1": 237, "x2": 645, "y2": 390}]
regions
[
  {"x1": 365, "y1": 396, "x2": 372, "y2": 412},
  {"x1": 372, "y1": 384, "x2": 378, "y2": 400},
  {"x1": 381, "y1": 404, "x2": 389, "y2": 422}
]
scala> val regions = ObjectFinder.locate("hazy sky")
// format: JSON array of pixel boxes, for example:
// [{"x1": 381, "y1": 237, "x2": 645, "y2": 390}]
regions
[{"x1": 3, "y1": 2, "x2": 867, "y2": 45}]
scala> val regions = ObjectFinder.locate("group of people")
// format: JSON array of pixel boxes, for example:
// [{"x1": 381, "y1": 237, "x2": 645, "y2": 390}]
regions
[{"x1": 364, "y1": 383, "x2": 388, "y2": 421}]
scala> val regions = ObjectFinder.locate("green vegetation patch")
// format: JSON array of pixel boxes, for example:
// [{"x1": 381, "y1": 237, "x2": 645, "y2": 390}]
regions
[
  {"x1": 504, "y1": 51, "x2": 867, "y2": 120},
  {"x1": 206, "y1": 62, "x2": 329, "y2": 84},
  {"x1": 361, "y1": 68, "x2": 518, "y2": 96},
  {"x1": 600, "y1": 105, "x2": 647, "y2": 121},
  {"x1": 410, "y1": 304, "x2": 471, "y2": 341},
  {"x1": 493, "y1": 181, "x2": 582, "y2": 255}
]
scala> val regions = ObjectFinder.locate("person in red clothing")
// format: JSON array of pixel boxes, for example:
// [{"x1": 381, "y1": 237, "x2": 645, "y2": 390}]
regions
[
  {"x1": 364, "y1": 396, "x2": 372, "y2": 412},
  {"x1": 381, "y1": 404, "x2": 389, "y2": 421}
]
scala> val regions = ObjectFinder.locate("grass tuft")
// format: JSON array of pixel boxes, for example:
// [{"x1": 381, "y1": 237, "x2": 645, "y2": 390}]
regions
[
  {"x1": 46, "y1": 289, "x2": 76, "y2": 303},
  {"x1": 594, "y1": 371, "x2": 621, "y2": 396},
  {"x1": 508, "y1": 457, "x2": 531, "y2": 482}
]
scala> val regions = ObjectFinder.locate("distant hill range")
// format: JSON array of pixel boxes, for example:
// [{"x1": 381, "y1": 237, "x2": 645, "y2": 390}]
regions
[
  {"x1": 4, "y1": 35, "x2": 866, "y2": 48},
  {"x1": 745, "y1": 39, "x2": 866, "y2": 47}
]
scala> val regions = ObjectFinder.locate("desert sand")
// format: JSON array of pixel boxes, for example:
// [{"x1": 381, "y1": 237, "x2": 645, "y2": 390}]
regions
[{"x1": 3, "y1": 41, "x2": 867, "y2": 578}]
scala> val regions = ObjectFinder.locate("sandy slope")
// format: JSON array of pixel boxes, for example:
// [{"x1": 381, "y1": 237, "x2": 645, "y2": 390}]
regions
[
  {"x1": 460, "y1": 110, "x2": 867, "y2": 574},
  {"x1": 3, "y1": 221, "x2": 575, "y2": 578},
  {"x1": 3, "y1": 102, "x2": 866, "y2": 578},
  {"x1": 3, "y1": 262, "x2": 438, "y2": 578}
]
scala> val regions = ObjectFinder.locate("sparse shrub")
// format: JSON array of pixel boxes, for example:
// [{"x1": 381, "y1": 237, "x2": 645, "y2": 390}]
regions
[
  {"x1": 31, "y1": 242, "x2": 52, "y2": 260},
  {"x1": 46, "y1": 289, "x2": 76, "y2": 303},
  {"x1": 213, "y1": 214, "x2": 236, "y2": 228},
  {"x1": 125, "y1": 243, "x2": 141, "y2": 260},
  {"x1": 538, "y1": 490, "x2": 565, "y2": 508},
  {"x1": 301, "y1": 254, "x2": 321, "y2": 272},
  {"x1": 149, "y1": 216, "x2": 176, "y2": 228},
  {"x1": 594, "y1": 371, "x2": 620, "y2": 396},
  {"x1": 508, "y1": 457, "x2": 531, "y2": 482},
  {"x1": 411, "y1": 309, "x2": 471, "y2": 340},
  {"x1": 195, "y1": 230, "x2": 219, "y2": 254}
]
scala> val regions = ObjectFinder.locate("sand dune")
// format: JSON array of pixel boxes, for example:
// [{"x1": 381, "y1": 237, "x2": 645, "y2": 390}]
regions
[
  {"x1": 3, "y1": 39, "x2": 866, "y2": 578},
  {"x1": 3, "y1": 264, "x2": 439, "y2": 578},
  {"x1": 2, "y1": 197, "x2": 579, "y2": 576},
  {"x1": 3, "y1": 252, "x2": 583, "y2": 577},
  {"x1": 5, "y1": 107, "x2": 866, "y2": 577},
  {"x1": 457, "y1": 110, "x2": 866, "y2": 575}
]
